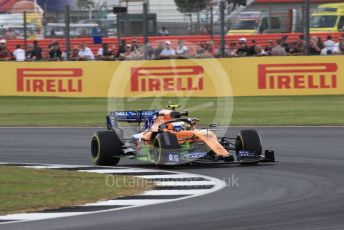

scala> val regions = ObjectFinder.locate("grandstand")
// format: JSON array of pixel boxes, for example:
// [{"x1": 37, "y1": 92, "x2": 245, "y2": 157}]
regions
[{"x1": 1, "y1": 32, "x2": 342, "y2": 59}]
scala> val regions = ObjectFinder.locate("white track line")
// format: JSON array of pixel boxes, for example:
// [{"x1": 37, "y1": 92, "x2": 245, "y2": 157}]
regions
[
  {"x1": 83, "y1": 199, "x2": 173, "y2": 206},
  {"x1": 0, "y1": 163, "x2": 226, "y2": 225},
  {"x1": 0, "y1": 213, "x2": 88, "y2": 221},
  {"x1": 155, "y1": 181, "x2": 215, "y2": 186},
  {"x1": 136, "y1": 174, "x2": 207, "y2": 179},
  {"x1": 17, "y1": 164, "x2": 88, "y2": 169},
  {"x1": 142, "y1": 189, "x2": 209, "y2": 196},
  {"x1": 22, "y1": 165, "x2": 84, "y2": 169},
  {"x1": 78, "y1": 169, "x2": 165, "y2": 174}
]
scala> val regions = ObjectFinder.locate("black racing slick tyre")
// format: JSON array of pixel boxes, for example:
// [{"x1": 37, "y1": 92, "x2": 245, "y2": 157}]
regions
[
  {"x1": 91, "y1": 131, "x2": 123, "y2": 166},
  {"x1": 153, "y1": 133, "x2": 180, "y2": 166},
  {"x1": 236, "y1": 129, "x2": 262, "y2": 156}
]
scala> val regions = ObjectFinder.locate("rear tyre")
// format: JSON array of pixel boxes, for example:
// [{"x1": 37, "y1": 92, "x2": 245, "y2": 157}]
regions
[
  {"x1": 236, "y1": 130, "x2": 262, "y2": 164},
  {"x1": 91, "y1": 131, "x2": 123, "y2": 166},
  {"x1": 153, "y1": 133, "x2": 180, "y2": 166}
]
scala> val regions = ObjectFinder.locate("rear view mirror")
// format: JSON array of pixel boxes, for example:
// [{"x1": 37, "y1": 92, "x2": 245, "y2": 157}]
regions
[
  {"x1": 170, "y1": 111, "x2": 181, "y2": 119},
  {"x1": 180, "y1": 111, "x2": 189, "y2": 117}
]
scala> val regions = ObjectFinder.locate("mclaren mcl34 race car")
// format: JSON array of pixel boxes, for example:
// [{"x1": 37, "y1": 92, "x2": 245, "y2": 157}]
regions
[{"x1": 91, "y1": 105, "x2": 275, "y2": 167}]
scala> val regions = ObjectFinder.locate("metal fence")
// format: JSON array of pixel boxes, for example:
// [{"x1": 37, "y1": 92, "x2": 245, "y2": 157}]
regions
[{"x1": 0, "y1": 1, "x2": 316, "y2": 37}]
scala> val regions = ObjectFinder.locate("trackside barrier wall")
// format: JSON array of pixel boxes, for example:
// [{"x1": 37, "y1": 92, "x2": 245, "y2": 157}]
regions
[{"x1": 1, "y1": 56, "x2": 343, "y2": 97}]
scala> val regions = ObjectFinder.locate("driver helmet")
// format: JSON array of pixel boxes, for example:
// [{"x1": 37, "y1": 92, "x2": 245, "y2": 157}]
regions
[{"x1": 172, "y1": 122, "x2": 184, "y2": 132}]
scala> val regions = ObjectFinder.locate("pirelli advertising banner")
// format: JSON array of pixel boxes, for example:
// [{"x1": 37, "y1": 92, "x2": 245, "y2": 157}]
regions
[
  {"x1": 0, "y1": 56, "x2": 343, "y2": 97},
  {"x1": 230, "y1": 56, "x2": 343, "y2": 96}
]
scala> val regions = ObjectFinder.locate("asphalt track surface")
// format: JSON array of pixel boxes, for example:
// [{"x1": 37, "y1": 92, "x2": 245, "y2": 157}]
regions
[{"x1": 1, "y1": 127, "x2": 344, "y2": 230}]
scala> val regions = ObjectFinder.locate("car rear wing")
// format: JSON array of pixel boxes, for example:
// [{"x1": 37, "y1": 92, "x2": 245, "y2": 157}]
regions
[{"x1": 106, "y1": 110, "x2": 158, "y2": 130}]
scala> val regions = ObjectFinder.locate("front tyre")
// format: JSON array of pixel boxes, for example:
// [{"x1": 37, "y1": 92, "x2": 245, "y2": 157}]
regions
[
  {"x1": 91, "y1": 131, "x2": 123, "y2": 166},
  {"x1": 236, "y1": 130, "x2": 262, "y2": 164}
]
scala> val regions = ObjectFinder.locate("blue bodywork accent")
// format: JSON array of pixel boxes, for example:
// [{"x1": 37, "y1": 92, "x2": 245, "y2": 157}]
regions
[
  {"x1": 106, "y1": 116, "x2": 113, "y2": 130},
  {"x1": 237, "y1": 151, "x2": 258, "y2": 160},
  {"x1": 108, "y1": 110, "x2": 158, "y2": 129}
]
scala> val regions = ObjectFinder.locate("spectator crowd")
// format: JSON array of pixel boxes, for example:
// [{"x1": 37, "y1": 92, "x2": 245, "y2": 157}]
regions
[{"x1": 1, "y1": 34, "x2": 344, "y2": 62}]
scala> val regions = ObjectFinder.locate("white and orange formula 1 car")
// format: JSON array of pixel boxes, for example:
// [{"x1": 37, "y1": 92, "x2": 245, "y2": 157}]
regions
[{"x1": 91, "y1": 105, "x2": 275, "y2": 167}]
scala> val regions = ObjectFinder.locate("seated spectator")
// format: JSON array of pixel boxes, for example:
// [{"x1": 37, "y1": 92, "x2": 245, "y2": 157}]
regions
[
  {"x1": 227, "y1": 42, "x2": 238, "y2": 57},
  {"x1": 159, "y1": 26, "x2": 169, "y2": 36},
  {"x1": 119, "y1": 44, "x2": 131, "y2": 60},
  {"x1": 61, "y1": 50, "x2": 68, "y2": 61},
  {"x1": 13, "y1": 44, "x2": 25, "y2": 61},
  {"x1": 215, "y1": 42, "x2": 229, "y2": 57},
  {"x1": 30, "y1": 40, "x2": 43, "y2": 61},
  {"x1": 97, "y1": 43, "x2": 114, "y2": 60},
  {"x1": 154, "y1": 43, "x2": 164, "y2": 59},
  {"x1": 295, "y1": 35, "x2": 305, "y2": 53},
  {"x1": 321, "y1": 36, "x2": 335, "y2": 55},
  {"x1": 236, "y1": 38, "x2": 250, "y2": 56},
  {"x1": 48, "y1": 40, "x2": 58, "y2": 49},
  {"x1": 176, "y1": 40, "x2": 189, "y2": 56},
  {"x1": 254, "y1": 45, "x2": 267, "y2": 56},
  {"x1": 333, "y1": 35, "x2": 344, "y2": 54},
  {"x1": 199, "y1": 42, "x2": 207, "y2": 51},
  {"x1": 145, "y1": 43, "x2": 155, "y2": 59},
  {"x1": 131, "y1": 38, "x2": 140, "y2": 52},
  {"x1": 265, "y1": 40, "x2": 274, "y2": 55},
  {"x1": 187, "y1": 46, "x2": 196, "y2": 57},
  {"x1": 195, "y1": 47, "x2": 212, "y2": 58},
  {"x1": 248, "y1": 39, "x2": 257, "y2": 56},
  {"x1": 26, "y1": 44, "x2": 34, "y2": 61},
  {"x1": 337, "y1": 42, "x2": 344, "y2": 54},
  {"x1": 324, "y1": 35, "x2": 336, "y2": 53},
  {"x1": 0, "y1": 39, "x2": 12, "y2": 61},
  {"x1": 160, "y1": 41, "x2": 176, "y2": 59},
  {"x1": 206, "y1": 40, "x2": 215, "y2": 55},
  {"x1": 49, "y1": 42, "x2": 62, "y2": 61},
  {"x1": 70, "y1": 46, "x2": 80, "y2": 61},
  {"x1": 78, "y1": 42, "x2": 95, "y2": 61},
  {"x1": 309, "y1": 36, "x2": 323, "y2": 55},
  {"x1": 198, "y1": 41, "x2": 214, "y2": 57},
  {"x1": 288, "y1": 42, "x2": 303, "y2": 55},
  {"x1": 281, "y1": 35, "x2": 290, "y2": 52},
  {"x1": 271, "y1": 39, "x2": 287, "y2": 56},
  {"x1": 321, "y1": 47, "x2": 332, "y2": 55},
  {"x1": 135, "y1": 47, "x2": 144, "y2": 60},
  {"x1": 119, "y1": 44, "x2": 142, "y2": 60},
  {"x1": 117, "y1": 39, "x2": 126, "y2": 57},
  {"x1": 195, "y1": 42, "x2": 212, "y2": 58}
]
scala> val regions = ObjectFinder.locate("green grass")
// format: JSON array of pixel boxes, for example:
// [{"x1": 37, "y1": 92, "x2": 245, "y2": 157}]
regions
[
  {"x1": 0, "y1": 96, "x2": 343, "y2": 126},
  {"x1": 231, "y1": 95, "x2": 344, "y2": 126},
  {"x1": 0, "y1": 166, "x2": 153, "y2": 215}
]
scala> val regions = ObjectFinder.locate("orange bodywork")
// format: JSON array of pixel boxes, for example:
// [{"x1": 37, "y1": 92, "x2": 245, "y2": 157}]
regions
[{"x1": 142, "y1": 109, "x2": 231, "y2": 157}]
